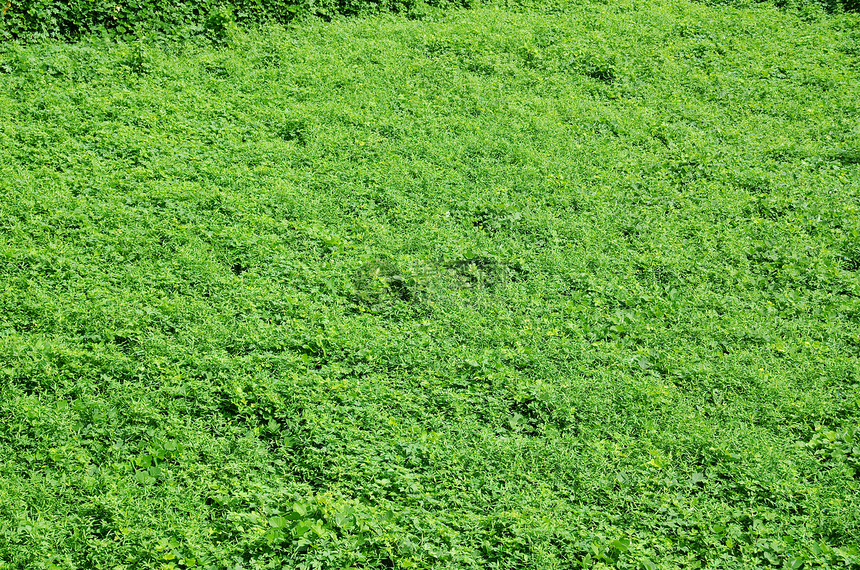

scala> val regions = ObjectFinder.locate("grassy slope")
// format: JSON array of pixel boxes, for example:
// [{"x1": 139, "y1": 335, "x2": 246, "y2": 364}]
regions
[{"x1": 1, "y1": 1, "x2": 859, "y2": 568}]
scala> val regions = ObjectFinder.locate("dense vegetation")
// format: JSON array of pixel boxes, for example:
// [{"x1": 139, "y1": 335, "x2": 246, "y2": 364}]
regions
[
  {"x1": 1, "y1": 0, "x2": 858, "y2": 42},
  {"x1": 1, "y1": 0, "x2": 859, "y2": 567},
  {"x1": 1, "y1": 0, "x2": 455, "y2": 42}
]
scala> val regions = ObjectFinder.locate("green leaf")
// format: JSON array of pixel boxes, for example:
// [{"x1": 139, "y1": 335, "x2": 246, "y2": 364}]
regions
[
  {"x1": 611, "y1": 538, "x2": 631, "y2": 552},
  {"x1": 292, "y1": 520, "x2": 313, "y2": 538}
]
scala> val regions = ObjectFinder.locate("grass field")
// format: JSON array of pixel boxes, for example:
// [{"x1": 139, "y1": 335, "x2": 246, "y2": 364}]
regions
[{"x1": 1, "y1": 1, "x2": 859, "y2": 567}]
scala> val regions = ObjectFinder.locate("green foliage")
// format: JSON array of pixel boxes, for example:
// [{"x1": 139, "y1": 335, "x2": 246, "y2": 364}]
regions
[
  {"x1": 1, "y1": 0, "x2": 205, "y2": 41},
  {"x1": 0, "y1": 0, "x2": 467, "y2": 42},
  {"x1": 1, "y1": 0, "x2": 859, "y2": 567},
  {"x1": 2, "y1": 0, "x2": 855, "y2": 43}
]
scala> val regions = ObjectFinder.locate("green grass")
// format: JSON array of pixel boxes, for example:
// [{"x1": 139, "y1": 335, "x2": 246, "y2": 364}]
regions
[{"x1": 1, "y1": 1, "x2": 859, "y2": 568}]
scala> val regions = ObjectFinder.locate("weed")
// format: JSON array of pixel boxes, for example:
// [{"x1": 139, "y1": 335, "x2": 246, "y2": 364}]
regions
[{"x1": 1, "y1": 2, "x2": 859, "y2": 568}]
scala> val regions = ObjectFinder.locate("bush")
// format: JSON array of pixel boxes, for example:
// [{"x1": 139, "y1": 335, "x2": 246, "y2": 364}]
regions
[
  {"x1": 696, "y1": 0, "x2": 858, "y2": 13},
  {"x1": 2, "y1": 0, "x2": 855, "y2": 42},
  {"x1": 1, "y1": 0, "x2": 209, "y2": 41},
  {"x1": 0, "y1": 0, "x2": 469, "y2": 42}
]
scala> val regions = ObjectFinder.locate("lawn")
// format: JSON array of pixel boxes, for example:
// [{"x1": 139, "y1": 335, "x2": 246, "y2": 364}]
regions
[{"x1": 1, "y1": 1, "x2": 859, "y2": 567}]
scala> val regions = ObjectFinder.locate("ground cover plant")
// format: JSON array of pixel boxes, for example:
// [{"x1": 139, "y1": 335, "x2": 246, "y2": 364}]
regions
[{"x1": 1, "y1": 0, "x2": 859, "y2": 567}]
